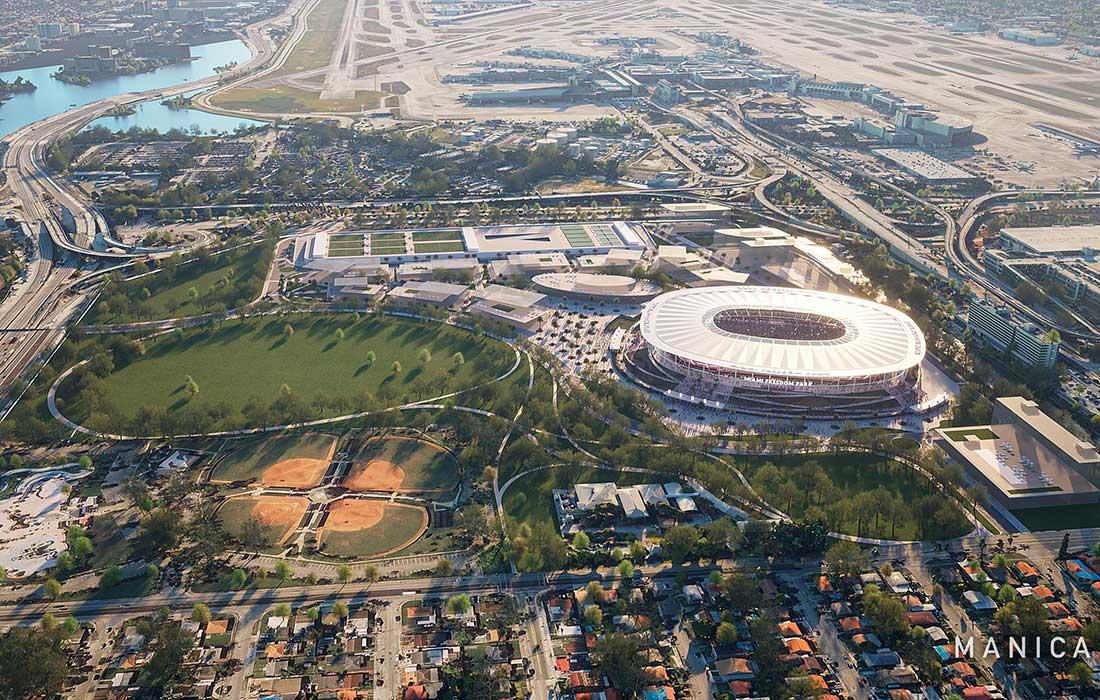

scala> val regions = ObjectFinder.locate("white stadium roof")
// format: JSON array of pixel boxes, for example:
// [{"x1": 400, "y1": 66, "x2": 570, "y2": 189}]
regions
[{"x1": 641, "y1": 286, "x2": 925, "y2": 381}]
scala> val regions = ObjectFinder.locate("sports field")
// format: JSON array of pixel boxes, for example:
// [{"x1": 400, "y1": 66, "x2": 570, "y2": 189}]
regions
[
  {"x1": 210, "y1": 433, "x2": 337, "y2": 487},
  {"x1": 219, "y1": 495, "x2": 309, "y2": 545},
  {"x1": 343, "y1": 435, "x2": 458, "y2": 494},
  {"x1": 316, "y1": 499, "x2": 427, "y2": 558},
  {"x1": 64, "y1": 314, "x2": 513, "y2": 432}
]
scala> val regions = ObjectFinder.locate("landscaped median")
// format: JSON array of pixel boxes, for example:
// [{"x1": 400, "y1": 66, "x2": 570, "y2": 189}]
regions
[{"x1": 51, "y1": 312, "x2": 517, "y2": 436}]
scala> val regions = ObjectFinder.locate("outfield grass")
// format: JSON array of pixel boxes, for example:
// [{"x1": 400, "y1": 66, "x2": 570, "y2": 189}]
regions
[
  {"x1": 317, "y1": 504, "x2": 427, "y2": 558},
  {"x1": 347, "y1": 435, "x2": 458, "y2": 492},
  {"x1": 86, "y1": 241, "x2": 273, "y2": 324},
  {"x1": 63, "y1": 314, "x2": 514, "y2": 431},
  {"x1": 1013, "y1": 504, "x2": 1100, "y2": 531},
  {"x1": 502, "y1": 466, "x2": 657, "y2": 529},
  {"x1": 218, "y1": 495, "x2": 307, "y2": 546},
  {"x1": 211, "y1": 432, "x2": 337, "y2": 483}
]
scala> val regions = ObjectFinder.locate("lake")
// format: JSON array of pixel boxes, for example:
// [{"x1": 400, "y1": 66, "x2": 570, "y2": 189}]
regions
[{"x1": 0, "y1": 39, "x2": 263, "y2": 138}]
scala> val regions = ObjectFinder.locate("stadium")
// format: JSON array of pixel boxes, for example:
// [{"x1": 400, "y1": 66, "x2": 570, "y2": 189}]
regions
[{"x1": 622, "y1": 286, "x2": 928, "y2": 419}]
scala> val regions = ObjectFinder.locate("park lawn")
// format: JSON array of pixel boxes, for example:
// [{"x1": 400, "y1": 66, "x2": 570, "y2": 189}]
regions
[
  {"x1": 348, "y1": 435, "x2": 458, "y2": 492},
  {"x1": 316, "y1": 504, "x2": 427, "y2": 558},
  {"x1": 1013, "y1": 504, "x2": 1100, "y2": 531},
  {"x1": 369, "y1": 232, "x2": 406, "y2": 243},
  {"x1": 211, "y1": 432, "x2": 338, "y2": 483},
  {"x1": 740, "y1": 452, "x2": 970, "y2": 541},
  {"x1": 89, "y1": 515, "x2": 133, "y2": 569},
  {"x1": 86, "y1": 241, "x2": 272, "y2": 324},
  {"x1": 65, "y1": 314, "x2": 514, "y2": 430},
  {"x1": 502, "y1": 466, "x2": 657, "y2": 529}
]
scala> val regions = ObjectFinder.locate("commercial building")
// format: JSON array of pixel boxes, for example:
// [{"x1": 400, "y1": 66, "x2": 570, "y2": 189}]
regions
[
  {"x1": 708, "y1": 227, "x2": 865, "y2": 292},
  {"x1": 388, "y1": 281, "x2": 469, "y2": 310},
  {"x1": 999, "y1": 225, "x2": 1100, "y2": 256},
  {"x1": 935, "y1": 397, "x2": 1100, "y2": 509},
  {"x1": 532, "y1": 272, "x2": 663, "y2": 302},
  {"x1": 967, "y1": 301, "x2": 1060, "y2": 371},
  {"x1": 467, "y1": 284, "x2": 549, "y2": 331},
  {"x1": 1000, "y1": 28, "x2": 1061, "y2": 46}
]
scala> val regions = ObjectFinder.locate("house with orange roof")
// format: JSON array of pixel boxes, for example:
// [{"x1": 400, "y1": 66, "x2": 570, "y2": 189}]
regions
[{"x1": 784, "y1": 637, "x2": 813, "y2": 655}]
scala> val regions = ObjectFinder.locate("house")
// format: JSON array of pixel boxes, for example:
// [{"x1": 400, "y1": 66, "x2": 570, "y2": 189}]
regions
[
  {"x1": 861, "y1": 649, "x2": 902, "y2": 669},
  {"x1": 710, "y1": 656, "x2": 756, "y2": 683},
  {"x1": 961, "y1": 591, "x2": 998, "y2": 614}
]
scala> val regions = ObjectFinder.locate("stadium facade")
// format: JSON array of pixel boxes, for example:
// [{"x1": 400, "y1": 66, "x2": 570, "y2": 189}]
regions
[{"x1": 622, "y1": 286, "x2": 927, "y2": 419}]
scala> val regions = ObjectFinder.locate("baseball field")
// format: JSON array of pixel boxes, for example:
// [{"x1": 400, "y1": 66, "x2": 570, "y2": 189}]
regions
[
  {"x1": 343, "y1": 435, "x2": 458, "y2": 494},
  {"x1": 316, "y1": 499, "x2": 428, "y2": 559},
  {"x1": 218, "y1": 495, "x2": 310, "y2": 545},
  {"x1": 210, "y1": 433, "x2": 338, "y2": 488}
]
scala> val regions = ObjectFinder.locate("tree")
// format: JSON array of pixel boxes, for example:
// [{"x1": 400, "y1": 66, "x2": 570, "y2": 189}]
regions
[
  {"x1": 1070, "y1": 661, "x2": 1093, "y2": 688},
  {"x1": 333, "y1": 601, "x2": 349, "y2": 619},
  {"x1": 230, "y1": 569, "x2": 248, "y2": 590},
  {"x1": 272, "y1": 603, "x2": 291, "y2": 618},
  {"x1": 61, "y1": 617, "x2": 80, "y2": 637},
  {"x1": 583, "y1": 604, "x2": 604, "y2": 626},
  {"x1": 238, "y1": 518, "x2": 273, "y2": 552},
  {"x1": 446, "y1": 594, "x2": 472, "y2": 616},
  {"x1": 618, "y1": 559, "x2": 635, "y2": 578},
  {"x1": 362, "y1": 564, "x2": 380, "y2": 583},
  {"x1": 704, "y1": 518, "x2": 742, "y2": 554},
  {"x1": 335, "y1": 328, "x2": 346, "y2": 341},
  {"x1": 100, "y1": 565, "x2": 122, "y2": 590},
  {"x1": 391, "y1": 360, "x2": 402, "y2": 374},
  {"x1": 418, "y1": 348, "x2": 432, "y2": 364},
  {"x1": 862, "y1": 584, "x2": 909, "y2": 645},
  {"x1": 145, "y1": 563, "x2": 159, "y2": 581},
  {"x1": 0, "y1": 625, "x2": 69, "y2": 699},
  {"x1": 138, "y1": 508, "x2": 181, "y2": 554},
  {"x1": 592, "y1": 633, "x2": 646, "y2": 698},
  {"x1": 364, "y1": 350, "x2": 376, "y2": 366},
  {"x1": 716, "y1": 621, "x2": 739, "y2": 646},
  {"x1": 661, "y1": 525, "x2": 701, "y2": 563},
  {"x1": 139, "y1": 620, "x2": 194, "y2": 695},
  {"x1": 586, "y1": 580, "x2": 605, "y2": 604},
  {"x1": 191, "y1": 604, "x2": 212, "y2": 624},
  {"x1": 337, "y1": 565, "x2": 353, "y2": 584},
  {"x1": 823, "y1": 539, "x2": 867, "y2": 578},
  {"x1": 283, "y1": 323, "x2": 294, "y2": 337},
  {"x1": 43, "y1": 578, "x2": 62, "y2": 599},
  {"x1": 573, "y1": 531, "x2": 591, "y2": 550},
  {"x1": 452, "y1": 352, "x2": 465, "y2": 368},
  {"x1": 274, "y1": 561, "x2": 292, "y2": 582},
  {"x1": 434, "y1": 559, "x2": 454, "y2": 577}
]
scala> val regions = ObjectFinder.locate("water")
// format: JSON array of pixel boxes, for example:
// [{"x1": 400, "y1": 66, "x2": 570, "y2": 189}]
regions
[
  {"x1": 0, "y1": 39, "x2": 259, "y2": 138},
  {"x1": 84, "y1": 88, "x2": 264, "y2": 135}
]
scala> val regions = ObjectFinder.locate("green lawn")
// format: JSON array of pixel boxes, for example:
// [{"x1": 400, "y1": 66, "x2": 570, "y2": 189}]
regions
[
  {"x1": 86, "y1": 241, "x2": 273, "y2": 324},
  {"x1": 413, "y1": 241, "x2": 464, "y2": 254},
  {"x1": 317, "y1": 503, "x2": 427, "y2": 559},
  {"x1": 211, "y1": 432, "x2": 337, "y2": 483},
  {"x1": 1013, "y1": 504, "x2": 1100, "y2": 531},
  {"x1": 370, "y1": 232, "x2": 406, "y2": 244},
  {"x1": 502, "y1": 466, "x2": 658, "y2": 529},
  {"x1": 942, "y1": 427, "x2": 998, "y2": 442},
  {"x1": 412, "y1": 229, "x2": 463, "y2": 242},
  {"x1": 62, "y1": 314, "x2": 514, "y2": 432}
]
